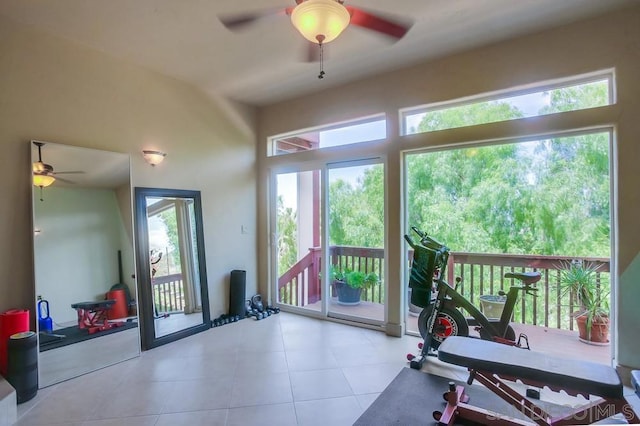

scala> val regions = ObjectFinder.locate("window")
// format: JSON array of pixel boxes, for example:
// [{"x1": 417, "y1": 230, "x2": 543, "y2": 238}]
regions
[
  {"x1": 269, "y1": 115, "x2": 386, "y2": 157},
  {"x1": 401, "y1": 73, "x2": 613, "y2": 136}
]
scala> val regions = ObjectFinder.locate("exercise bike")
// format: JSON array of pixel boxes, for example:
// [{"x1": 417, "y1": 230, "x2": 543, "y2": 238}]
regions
[{"x1": 405, "y1": 227, "x2": 540, "y2": 370}]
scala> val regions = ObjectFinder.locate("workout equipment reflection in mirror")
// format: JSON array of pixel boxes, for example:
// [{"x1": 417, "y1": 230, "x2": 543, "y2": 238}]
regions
[
  {"x1": 405, "y1": 227, "x2": 540, "y2": 369},
  {"x1": 70, "y1": 300, "x2": 125, "y2": 335}
]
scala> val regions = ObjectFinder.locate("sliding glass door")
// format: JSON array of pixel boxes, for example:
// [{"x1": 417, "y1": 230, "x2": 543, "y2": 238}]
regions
[
  {"x1": 274, "y1": 169, "x2": 323, "y2": 313},
  {"x1": 273, "y1": 159, "x2": 386, "y2": 325},
  {"x1": 326, "y1": 161, "x2": 385, "y2": 324}
]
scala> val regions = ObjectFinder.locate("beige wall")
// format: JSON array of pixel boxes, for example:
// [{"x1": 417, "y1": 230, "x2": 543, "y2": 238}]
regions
[
  {"x1": 257, "y1": 6, "x2": 640, "y2": 371},
  {"x1": 0, "y1": 16, "x2": 258, "y2": 324}
]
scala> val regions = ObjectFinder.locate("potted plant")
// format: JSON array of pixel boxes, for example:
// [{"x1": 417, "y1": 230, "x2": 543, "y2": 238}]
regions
[
  {"x1": 325, "y1": 264, "x2": 345, "y2": 299},
  {"x1": 559, "y1": 260, "x2": 610, "y2": 344},
  {"x1": 335, "y1": 269, "x2": 379, "y2": 305}
]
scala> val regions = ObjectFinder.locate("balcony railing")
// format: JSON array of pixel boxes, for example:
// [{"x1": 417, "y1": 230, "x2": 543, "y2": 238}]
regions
[
  {"x1": 277, "y1": 246, "x2": 609, "y2": 331},
  {"x1": 152, "y1": 273, "x2": 185, "y2": 314},
  {"x1": 446, "y1": 253, "x2": 609, "y2": 330}
]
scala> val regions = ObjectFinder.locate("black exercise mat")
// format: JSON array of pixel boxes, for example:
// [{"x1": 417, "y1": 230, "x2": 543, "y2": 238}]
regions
[
  {"x1": 354, "y1": 367, "x2": 607, "y2": 426},
  {"x1": 38, "y1": 320, "x2": 137, "y2": 352}
]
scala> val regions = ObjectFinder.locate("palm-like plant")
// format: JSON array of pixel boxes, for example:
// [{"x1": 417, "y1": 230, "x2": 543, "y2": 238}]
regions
[{"x1": 559, "y1": 260, "x2": 609, "y2": 341}]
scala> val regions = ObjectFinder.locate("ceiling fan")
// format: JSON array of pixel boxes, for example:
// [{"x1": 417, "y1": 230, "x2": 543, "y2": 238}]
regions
[
  {"x1": 32, "y1": 141, "x2": 84, "y2": 195},
  {"x1": 219, "y1": 0, "x2": 413, "y2": 78}
]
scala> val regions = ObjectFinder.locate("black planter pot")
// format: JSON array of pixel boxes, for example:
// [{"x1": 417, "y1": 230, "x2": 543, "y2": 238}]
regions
[{"x1": 336, "y1": 281, "x2": 362, "y2": 305}]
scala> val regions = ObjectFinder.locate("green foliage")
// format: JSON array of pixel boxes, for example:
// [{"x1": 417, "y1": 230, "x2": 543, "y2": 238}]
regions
[
  {"x1": 558, "y1": 260, "x2": 609, "y2": 339},
  {"x1": 277, "y1": 195, "x2": 298, "y2": 275},
  {"x1": 405, "y1": 84, "x2": 610, "y2": 258},
  {"x1": 343, "y1": 269, "x2": 379, "y2": 289},
  {"x1": 155, "y1": 208, "x2": 181, "y2": 275},
  {"x1": 329, "y1": 164, "x2": 384, "y2": 248},
  {"x1": 325, "y1": 264, "x2": 345, "y2": 282},
  {"x1": 559, "y1": 260, "x2": 609, "y2": 313},
  {"x1": 417, "y1": 101, "x2": 524, "y2": 132}
]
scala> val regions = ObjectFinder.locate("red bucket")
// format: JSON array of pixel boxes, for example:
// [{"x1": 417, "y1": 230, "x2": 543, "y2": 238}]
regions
[
  {"x1": 106, "y1": 289, "x2": 128, "y2": 319},
  {"x1": 0, "y1": 309, "x2": 30, "y2": 376}
]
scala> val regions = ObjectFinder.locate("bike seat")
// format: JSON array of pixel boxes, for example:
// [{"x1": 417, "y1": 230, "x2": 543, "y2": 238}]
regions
[{"x1": 504, "y1": 271, "x2": 541, "y2": 285}]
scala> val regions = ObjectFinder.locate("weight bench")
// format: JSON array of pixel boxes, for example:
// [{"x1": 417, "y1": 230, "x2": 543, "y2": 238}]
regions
[
  {"x1": 436, "y1": 336, "x2": 639, "y2": 425},
  {"x1": 70, "y1": 300, "x2": 124, "y2": 334}
]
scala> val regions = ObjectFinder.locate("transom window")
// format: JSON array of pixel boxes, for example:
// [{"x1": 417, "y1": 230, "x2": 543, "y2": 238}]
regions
[
  {"x1": 401, "y1": 72, "x2": 613, "y2": 136},
  {"x1": 269, "y1": 115, "x2": 386, "y2": 157}
]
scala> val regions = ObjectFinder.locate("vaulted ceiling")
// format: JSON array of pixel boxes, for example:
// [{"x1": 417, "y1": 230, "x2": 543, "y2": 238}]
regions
[{"x1": 0, "y1": 0, "x2": 635, "y2": 106}]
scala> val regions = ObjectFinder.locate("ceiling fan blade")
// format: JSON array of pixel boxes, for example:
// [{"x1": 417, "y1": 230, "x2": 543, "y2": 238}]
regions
[
  {"x1": 55, "y1": 176, "x2": 76, "y2": 184},
  {"x1": 346, "y1": 6, "x2": 413, "y2": 40},
  {"x1": 53, "y1": 171, "x2": 85, "y2": 175},
  {"x1": 219, "y1": 7, "x2": 292, "y2": 31}
]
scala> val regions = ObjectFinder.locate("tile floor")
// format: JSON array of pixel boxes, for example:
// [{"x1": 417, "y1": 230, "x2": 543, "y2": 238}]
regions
[{"x1": 15, "y1": 312, "x2": 640, "y2": 425}]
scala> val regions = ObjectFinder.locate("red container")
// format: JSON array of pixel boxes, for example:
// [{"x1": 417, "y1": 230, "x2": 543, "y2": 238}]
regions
[
  {"x1": 106, "y1": 289, "x2": 128, "y2": 319},
  {"x1": 0, "y1": 309, "x2": 30, "y2": 376}
]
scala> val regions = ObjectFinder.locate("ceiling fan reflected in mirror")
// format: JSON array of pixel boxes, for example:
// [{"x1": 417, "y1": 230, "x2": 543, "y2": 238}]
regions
[
  {"x1": 32, "y1": 141, "x2": 84, "y2": 201},
  {"x1": 219, "y1": 0, "x2": 413, "y2": 78}
]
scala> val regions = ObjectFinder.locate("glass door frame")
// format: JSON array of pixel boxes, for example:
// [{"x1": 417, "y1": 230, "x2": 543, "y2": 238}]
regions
[
  {"x1": 324, "y1": 158, "x2": 387, "y2": 326},
  {"x1": 270, "y1": 156, "x2": 387, "y2": 327},
  {"x1": 270, "y1": 162, "x2": 326, "y2": 319}
]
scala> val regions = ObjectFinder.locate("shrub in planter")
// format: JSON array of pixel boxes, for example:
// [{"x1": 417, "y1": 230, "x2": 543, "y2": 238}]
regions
[
  {"x1": 335, "y1": 269, "x2": 379, "y2": 305},
  {"x1": 559, "y1": 260, "x2": 610, "y2": 344}
]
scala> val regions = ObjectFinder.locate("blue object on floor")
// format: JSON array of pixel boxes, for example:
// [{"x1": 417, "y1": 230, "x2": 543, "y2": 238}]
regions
[
  {"x1": 37, "y1": 299, "x2": 53, "y2": 333},
  {"x1": 632, "y1": 370, "x2": 640, "y2": 397}
]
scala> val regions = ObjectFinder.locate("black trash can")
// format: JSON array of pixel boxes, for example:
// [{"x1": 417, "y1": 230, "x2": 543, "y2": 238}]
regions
[
  {"x1": 229, "y1": 270, "x2": 247, "y2": 317},
  {"x1": 7, "y1": 331, "x2": 38, "y2": 403}
]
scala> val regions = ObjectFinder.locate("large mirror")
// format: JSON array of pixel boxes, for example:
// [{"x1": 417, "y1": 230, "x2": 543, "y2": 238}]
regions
[
  {"x1": 134, "y1": 188, "x2": 210, "y2": 349},
  {"x1": 31, "y1": 141, "x2": 140, "y2": 388}
]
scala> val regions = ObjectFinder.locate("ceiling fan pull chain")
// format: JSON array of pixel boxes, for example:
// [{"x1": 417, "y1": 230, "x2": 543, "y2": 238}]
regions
[
  {"x1": 316, "y1": 34, "x2": 326, "y2": 79},
  {"x1": 318, "y1": 43, "x2": 325, "y2": 79}
]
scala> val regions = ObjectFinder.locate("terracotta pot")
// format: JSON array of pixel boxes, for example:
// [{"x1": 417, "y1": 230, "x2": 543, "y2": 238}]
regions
[{"x1": 575, "y1": 314, "x2": 609, "y2": 344}]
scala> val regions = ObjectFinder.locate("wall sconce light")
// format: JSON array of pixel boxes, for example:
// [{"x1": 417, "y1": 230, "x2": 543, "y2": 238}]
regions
[{"x1": 142, "y1": 150, "x2": 166, "y2": 167}]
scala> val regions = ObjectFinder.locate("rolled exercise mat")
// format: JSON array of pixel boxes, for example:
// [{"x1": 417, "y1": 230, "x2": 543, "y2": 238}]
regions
[
  {"x1": 229, "y1": 270, "x2": 247, "y2": 318},
  {"x1": 106, "y1": 289, "x2": 128, "y2": 320},
  {"x1": 0, "y1": 309, "x2": 29, "y2": 376},
  {"x1": 6, "y1": 331, "x2": 38, "y2": 403}
]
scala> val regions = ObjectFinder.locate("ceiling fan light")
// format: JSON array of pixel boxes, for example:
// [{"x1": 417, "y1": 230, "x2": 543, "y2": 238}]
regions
[
  {"x1": 291, "y1": 0, "x2": 350, "y2": 45},
  {"x1": 33, "y1": 173, "x2": 55, "y2": 188},
  {"x1": 33, "y1": 161, "x2": 47, "y2": 173}
]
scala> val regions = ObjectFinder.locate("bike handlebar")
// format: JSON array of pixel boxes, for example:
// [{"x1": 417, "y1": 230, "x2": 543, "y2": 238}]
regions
[
  {"x1": 404, "y1": 234, "x2": 417, "y2": 249},
  {"x1": 409, "y1": 227, "x2": 448, "y2": 252}
]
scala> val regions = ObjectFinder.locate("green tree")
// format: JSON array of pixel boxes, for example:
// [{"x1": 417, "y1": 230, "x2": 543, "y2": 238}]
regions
[
  {"x1": 329, "y1": 164, "x2": 384, "y2": 248},
  {"x1": 277, "y1": 195, "x2": 298, "y2": 274},
  {"x1": 155, "y1": 208, "x2": 181, "y2": 275},
  {"x1": 406, "y1": 83, "x2": 610, "y2": 257}
]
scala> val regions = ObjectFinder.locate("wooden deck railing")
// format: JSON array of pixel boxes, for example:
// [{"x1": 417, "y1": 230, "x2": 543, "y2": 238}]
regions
[
  {"x1": 152, "y1": 273, "x2": 185, "y2": 314},
  {"x1": 446, "y1": 253, "x2": 609, "y2": 330},
  {"x1": 277, "y1": 246, "x2": 610, "y2": 331},
  {"x1": 277, "y1": 246, "x2": 385, "y2": 307},
  {"x1": 277, "y1": 247, "x2": 322, "y2": 306}
]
